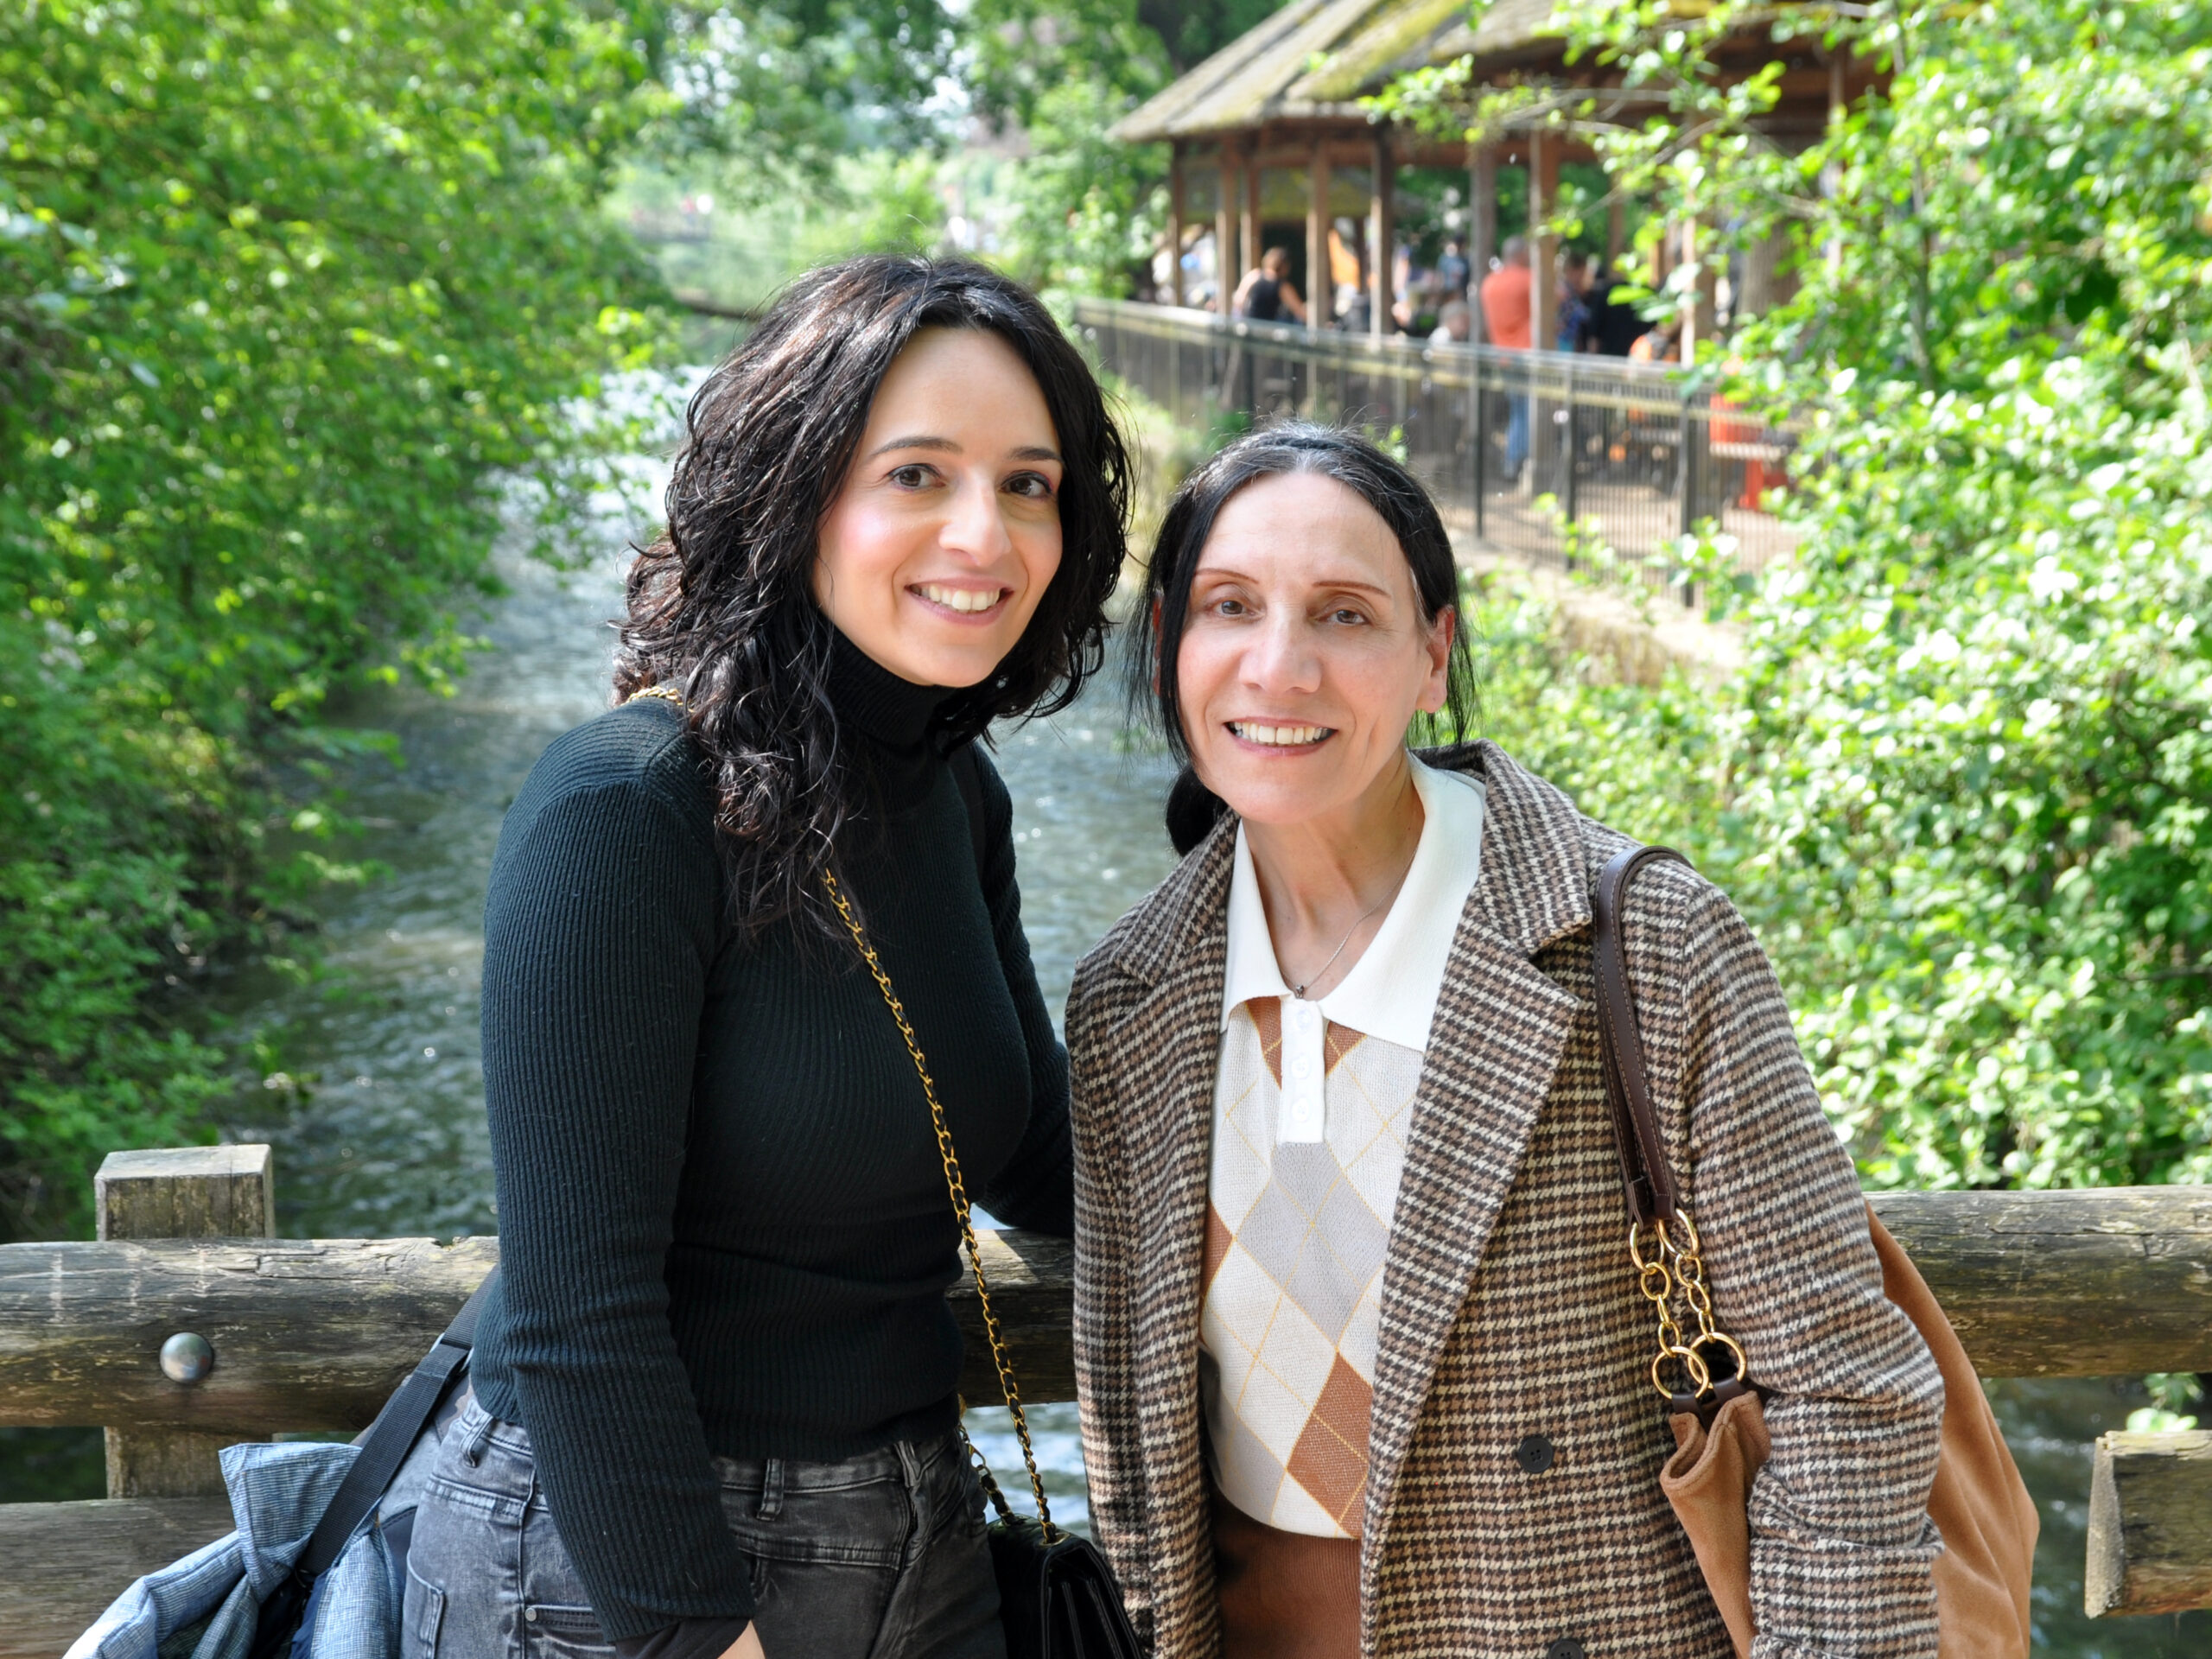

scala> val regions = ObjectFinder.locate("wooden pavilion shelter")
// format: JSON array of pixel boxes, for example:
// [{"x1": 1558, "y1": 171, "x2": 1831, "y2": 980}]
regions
[{"x1": 1112, "y1": 0, "x2": 1876, "y2": 347}]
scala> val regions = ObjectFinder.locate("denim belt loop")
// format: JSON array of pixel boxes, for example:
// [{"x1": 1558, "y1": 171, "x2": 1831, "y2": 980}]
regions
[
  {"x1": 461, "y1": 1408, "x2": 497, "y2": 1468},
  {"x1": 755, "y1": 1457, "x2": 785, "y2": 1521},
  {"x1": 893, "y1": 1438, "x2": 930, "y2": 1566}
]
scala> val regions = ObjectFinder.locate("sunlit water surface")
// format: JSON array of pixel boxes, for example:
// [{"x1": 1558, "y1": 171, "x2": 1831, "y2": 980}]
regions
[{"x1": 25, "y1": 457, "x2": 2206, "y2": 1655}]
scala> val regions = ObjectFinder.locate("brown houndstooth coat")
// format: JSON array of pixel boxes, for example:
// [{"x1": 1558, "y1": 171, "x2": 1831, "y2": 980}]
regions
[{"x1": 1065, "y1": 742, "x2": 1946, "y2": 1659}]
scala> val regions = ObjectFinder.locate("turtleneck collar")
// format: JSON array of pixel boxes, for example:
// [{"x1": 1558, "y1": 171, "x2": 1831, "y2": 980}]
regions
[{"x1": 826, "y1": 626, "x2": 956, "y2": 811}]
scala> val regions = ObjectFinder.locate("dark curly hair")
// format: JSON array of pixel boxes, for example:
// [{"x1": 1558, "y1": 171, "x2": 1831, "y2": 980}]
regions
[
  {"x1": 1129, "y1": 422, "x2": 1477, "y2": 855},
  {"x1": 616, "y1": 256, "x2": 1131, "y2": 936}
]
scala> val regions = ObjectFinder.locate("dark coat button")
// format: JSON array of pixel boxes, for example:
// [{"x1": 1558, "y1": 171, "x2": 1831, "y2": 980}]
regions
[
  {"x1": 1514, "y1": 1433, "x2": 1555, "y2": 1474},
  {"x1": 1546, "y1": 1641, "x2": 1586, "y2": 1659}
]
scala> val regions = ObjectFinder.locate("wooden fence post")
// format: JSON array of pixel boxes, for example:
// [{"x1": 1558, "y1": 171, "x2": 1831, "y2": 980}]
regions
[
  {"x1": 2085, "y1": 1428, "x2": 2212, "y2": 1616},
  {"x1": 94, "y1": 1146, "x2": 274, "y2": 1498}
]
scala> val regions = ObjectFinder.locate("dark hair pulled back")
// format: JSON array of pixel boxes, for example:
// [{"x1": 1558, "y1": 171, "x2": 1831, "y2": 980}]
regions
[
  {"x1": 617, "y1": 256, "x2": 1130, "y2": 936},
  {"x1": 1130, "y1": 421, "x2": 1476, "y2": 855}
]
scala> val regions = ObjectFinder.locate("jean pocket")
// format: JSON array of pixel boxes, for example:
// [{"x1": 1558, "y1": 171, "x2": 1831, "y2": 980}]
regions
[
  {"x1": 404, "y1": 1561, "x2": 448, "y2": 1659},
  {"x1": 746, "y1": 1549, "x2": 899, "y2": 1659},
  {"x1": 523, "y1": 1601, "x2": 613, "y2": 1659}
]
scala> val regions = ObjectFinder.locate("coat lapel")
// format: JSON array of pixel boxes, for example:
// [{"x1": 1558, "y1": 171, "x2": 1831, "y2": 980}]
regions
[
  {"x1": 1101, "y1": 823, "x2": 1236, "y2": 1655},
  {"x1": 1360, "y1": 743, "x2": 1597, "y2": 1572}
]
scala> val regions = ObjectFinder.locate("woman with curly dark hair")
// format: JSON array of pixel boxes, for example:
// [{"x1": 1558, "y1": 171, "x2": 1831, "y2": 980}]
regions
[{"x1": 402, "y1": 257, "x2": 1130, "y2": 1659}]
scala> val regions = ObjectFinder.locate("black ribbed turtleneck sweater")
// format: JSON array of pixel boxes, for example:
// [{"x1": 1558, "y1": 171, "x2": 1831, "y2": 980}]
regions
[{"x1": 470, "y1": 631, "x2": 1072, "y2": 1647}]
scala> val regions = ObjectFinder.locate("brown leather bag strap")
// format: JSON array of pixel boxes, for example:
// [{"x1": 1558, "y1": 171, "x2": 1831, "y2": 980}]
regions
[{"x1": 1591, "y1": 844, "x2": 1691, "y2": 1228}]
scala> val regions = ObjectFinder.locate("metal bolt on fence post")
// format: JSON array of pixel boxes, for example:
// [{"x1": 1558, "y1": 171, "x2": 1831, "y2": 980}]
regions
[{"x1": 95, "y1": 1145, "x2": 275, "y2": 1497}]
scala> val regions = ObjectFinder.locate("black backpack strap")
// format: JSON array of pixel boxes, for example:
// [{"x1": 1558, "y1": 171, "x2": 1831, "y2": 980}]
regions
[
  {"x1": 947, "y1": 742, "x2": 991, "y2": 884},
  {"x1": 296, "y1": 1265, "x2": 499, "y2": 1580}
]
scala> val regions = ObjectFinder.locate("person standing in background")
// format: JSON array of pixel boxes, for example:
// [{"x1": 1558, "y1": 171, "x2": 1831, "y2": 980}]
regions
[
  {"x1": 1478, "y1": 237, "x2": 1534, "y2": 482},
  {"x1": 1437, "y1": 234, "x2": 1471, "y2": 302},
  {"x1": 1630, "y1": 317, "x2": 1682, "y2": 364},
  {"x1": 1233, "y1": 247, "x2": 1307, "y2": 324},
  {"x1": 1327, "y1": 223, "x2": 1364, "y2": 325},
  {"x1": 1556, "y1": 251, "x2": 1593, "y2": 353},
  {"x1": 1585, "y1": 266, "x2": 1649, "y2": 356}
]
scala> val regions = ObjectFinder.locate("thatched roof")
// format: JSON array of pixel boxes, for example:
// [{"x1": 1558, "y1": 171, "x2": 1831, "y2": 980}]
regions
[{"x1": 1111, "y1": 0, "x2": 1561, "y2": 144}]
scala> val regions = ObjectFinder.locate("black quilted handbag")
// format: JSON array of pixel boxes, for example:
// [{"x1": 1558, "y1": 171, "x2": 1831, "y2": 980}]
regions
[
  {"x1": 986, "y1": 1513, "x2": 1143, "y2": 1659},
  {"x1": 824, "y1": 871, "x2": 1142, "y2": 1659}
]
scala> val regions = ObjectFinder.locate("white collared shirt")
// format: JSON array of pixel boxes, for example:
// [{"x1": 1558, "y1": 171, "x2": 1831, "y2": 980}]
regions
[
  {"x1": 1220, "y1": 757, "x2": 1487, "y2": 1143},
  {"x1": 1198, "y1": 756, "x2": 1486, "y2": 1537}
]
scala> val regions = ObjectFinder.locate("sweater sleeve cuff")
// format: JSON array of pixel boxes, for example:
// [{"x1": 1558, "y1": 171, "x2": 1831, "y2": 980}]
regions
[{"x1": 613, "y1": 1618, "x2": 754, "y2": 1659}]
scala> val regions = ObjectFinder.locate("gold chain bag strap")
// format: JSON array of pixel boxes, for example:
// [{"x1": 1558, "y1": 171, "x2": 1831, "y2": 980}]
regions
[
  {"x1": 1592, "y1": 845, "x2": 2036, "y2": 1659},
  {"x1": 819, "y1": 868, "x2": 1057, "y2": 1535},
  {"x1": 626, "y1": 684, "x2": 1135, "y2": 1656},
  {"x1": 822, "y1": 867, "x2": 1142, "y2": 1659},
  {"x1": 634, "y1": 684, "x2": 1052, "y2": 1517}
]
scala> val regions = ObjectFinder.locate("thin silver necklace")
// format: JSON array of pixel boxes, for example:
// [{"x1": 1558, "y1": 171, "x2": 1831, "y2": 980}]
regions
[{"x1": 1287, "y1": 890, "x2": 1395, "y2": 1000}]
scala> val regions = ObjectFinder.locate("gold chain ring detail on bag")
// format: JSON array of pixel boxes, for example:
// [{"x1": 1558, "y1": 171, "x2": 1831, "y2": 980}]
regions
[
  {"x1": 1630, "y1": 1213, "x2": 1746, "y2": 1402},
  {"x1": 821, "y1": 868, "x2": 1060, "y2": 1542}
]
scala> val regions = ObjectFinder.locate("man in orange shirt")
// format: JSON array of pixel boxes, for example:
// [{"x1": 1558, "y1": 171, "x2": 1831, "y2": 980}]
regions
[
  {"x1": 1478, "y1": 235, "x2": 1533, "y2": 346},
  {"x1": 1478, "y1": 237, "x2": 1534, "y2": 480}
]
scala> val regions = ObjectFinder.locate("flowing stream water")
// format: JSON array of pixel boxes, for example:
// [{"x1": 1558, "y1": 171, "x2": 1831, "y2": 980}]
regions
[{"x1": 19, "y1": 467, "x2": 2205, "y2": 1655}]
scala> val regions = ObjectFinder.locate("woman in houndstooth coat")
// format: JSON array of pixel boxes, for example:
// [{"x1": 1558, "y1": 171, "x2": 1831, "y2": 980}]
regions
[{"x1": 1065, "y1": 424, "x2": 1944, "y2": 1659}]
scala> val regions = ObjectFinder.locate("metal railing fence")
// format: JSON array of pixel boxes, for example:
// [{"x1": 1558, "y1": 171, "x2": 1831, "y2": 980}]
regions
[{"x1": 1072, "y1": 297, "x2": 1798, "y2": 601}]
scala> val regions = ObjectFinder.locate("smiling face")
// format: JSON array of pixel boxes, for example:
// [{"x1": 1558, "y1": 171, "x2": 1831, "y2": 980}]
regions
[
  {"x1": 1176, "y1": 470, "x2": 1454, "y2": 829},
  {"x1": 813, "y1": 327, "x2": 1065, "y2": 688}
]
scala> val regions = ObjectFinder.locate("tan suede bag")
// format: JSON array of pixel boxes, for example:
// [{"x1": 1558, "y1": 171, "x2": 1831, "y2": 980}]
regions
[{"x1": 1592, "y1": 849, "x2": 2040, "y2": 1658}]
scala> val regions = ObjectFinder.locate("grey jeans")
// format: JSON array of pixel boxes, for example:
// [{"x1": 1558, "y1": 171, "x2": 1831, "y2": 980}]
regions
[{"x1": 403, "y1": 1387, "x2": 1006, "y2": 1659}]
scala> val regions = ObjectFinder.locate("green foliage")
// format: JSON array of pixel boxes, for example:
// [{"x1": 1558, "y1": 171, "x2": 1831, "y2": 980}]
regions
[
  {"x1": 1729, "y1": 358, "x2": 2212, "y2": 1192},
  {"x1": 999, "y1": 74, "x2": 1171, "y2": 300},
  {"x1": 1, "y1": 0, "x2": 668, "y2": 1239},
  {"x1": 969, "y1": 0, "x2": 1302, "y2": 297},
  {"x1": 630, "y1": 0, "x2": 969, "y2": 192},
  {"x1": 1135, "y1": 0, "x2": 1289, "y2": 73},
  {"x1": 633, "y1": 150, "x2": 946, "y2": 315},
  {"x1": 1439, "y1": 0, "x2": 2212, "y2": 1190},
  {"x1": 967, "y1": 0, "x2": 1271, "y2": 126}
]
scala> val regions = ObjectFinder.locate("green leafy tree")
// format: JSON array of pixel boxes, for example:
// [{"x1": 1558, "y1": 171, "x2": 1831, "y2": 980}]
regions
[
  {"x1": 971, "y1": 0, "x2": 1300, "y2": 297},
  {"x1": 999, "y1": 73, "x2": 1173, "y2": 298},
  {"x1": 1413, "y1": 0, "x2": 2212, "y2": 1189},
  {"x1": 0, "y1": 0, "x2": 666, "y2": 1240},
  {"x1": 631, "y1": 0, "x2": 969, "y2": 197}
]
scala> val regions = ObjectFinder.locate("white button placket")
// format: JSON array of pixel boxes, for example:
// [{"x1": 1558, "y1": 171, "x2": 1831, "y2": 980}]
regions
[{"x1": 1278, "y1": 995, "x2": 1327, "y2": 1144}]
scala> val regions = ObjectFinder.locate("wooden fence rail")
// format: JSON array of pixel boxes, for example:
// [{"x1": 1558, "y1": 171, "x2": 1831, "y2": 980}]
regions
[{"x1": 3, "y1": 1149, "x2": 2209, "y2": 1655}]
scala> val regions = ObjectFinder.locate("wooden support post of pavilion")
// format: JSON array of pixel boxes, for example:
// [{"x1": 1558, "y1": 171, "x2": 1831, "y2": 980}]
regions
[
  {"x1": 1243, "y1": 155, "x2": 1262, "y2": 285},
  {"x1": 1369, "y1": 128, "x2": 1394, "y2": 338},
  {"x1": 1530, "y1": 129, "x2": 1559, "y2": 350},
  {"x1": 1168, "y1": 147, "x2": 1187, "y2": 308},
  {"x1": 1306, "y1": 142, "x2": 1332, "y2": 329},
  {"x1": 1679, "y1": 216, "x2": 1718, "y2": 359},
  {"x1": 1528, "y1": 131, "x2": 1560, "y2": 482},
  {"x1": 1679, "y1": 215, "x2": 1696, "y2": 358},
  {"x1": 1216, "y1": 147, "x2": 1238, "y2": 310},
  {"x1": 1469, "y1": 143, "x2": 1497, "y2": 340}
]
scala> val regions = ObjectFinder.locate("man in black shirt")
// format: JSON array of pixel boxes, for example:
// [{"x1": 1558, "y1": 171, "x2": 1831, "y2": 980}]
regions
[{"x1": 1585, "y1": 271, "x2": 1649, "y2": 356}]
